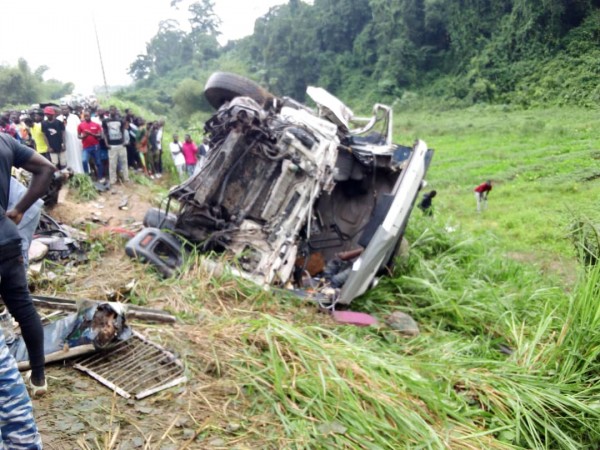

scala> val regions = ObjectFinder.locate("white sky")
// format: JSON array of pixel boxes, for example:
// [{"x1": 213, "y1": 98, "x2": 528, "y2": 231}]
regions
[{"x1": 0, "y1": 0, "x2": 286, "y2": 95}]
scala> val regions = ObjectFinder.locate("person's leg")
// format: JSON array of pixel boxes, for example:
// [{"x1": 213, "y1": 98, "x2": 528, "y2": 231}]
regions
[
  {"x1": 146, "y1": 150, "x2": 155, "y2": 177},
  {"x1": 82, "y1": 146, "x2": 91, "y2": 174},
  {"x1": 118, "y1": 146, "x2": 129, "y2": 182},
  {"x1": 91, "y1": 145, "x2": 104, "y2": 180},
  {"x1": 157, "y1": 150, "x2": 163, "y2": 175},
  {"x1": 108, "y1": 148, "x2": 118, "y2": 186},
  {"x1": 475, "y1": 192, "x2": 481, "y2": 212},
  {"x1": 49, "y1": 151, "x2": 59, "y2": 168},
  {"x1": 0, "y1": 256, "x2": 45, "y2": 389},
  {"x1": 58, "y1": 151, "x2": 67, "y2": 170},
  {"x1": 18, "y1": 210, "x2": 42, "y2": 268},
  {"x1": 0, "y1": 333, "x2": 42, "y2": 450}
]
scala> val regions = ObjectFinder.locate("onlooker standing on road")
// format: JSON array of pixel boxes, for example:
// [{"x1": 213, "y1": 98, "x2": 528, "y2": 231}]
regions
[
  {"x1": 102, "y1": 106, "x2": 129, "y2": 188},
  {"x1": 474, "y1": 180, "x2": 492, "y2": 212},
  {"x1": 41, "y1": 106, "x2": 66, "y2": 169},
  {"x1": 77, "y1": 110, "x2": 104, "y2": 180},
  {"x1": 169, "y1": 134, "x2": 185, "y2": 179},
  {"x1": 182, "y1": 134, "x2": 198, "y2": 177}
]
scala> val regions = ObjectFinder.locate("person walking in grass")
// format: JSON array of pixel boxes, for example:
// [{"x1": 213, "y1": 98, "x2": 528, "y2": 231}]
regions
[
  {"x1": 419, "y1": 190, "x2": 437, "y2": 216},
  {"x1": 474, "y1": 180, "x2": 492, "y2": 212}
]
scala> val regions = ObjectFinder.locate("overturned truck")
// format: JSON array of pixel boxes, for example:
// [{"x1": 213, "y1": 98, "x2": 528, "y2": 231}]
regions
[{"x1": 127, "y1": 72, "x2": 433, "y2": 306}]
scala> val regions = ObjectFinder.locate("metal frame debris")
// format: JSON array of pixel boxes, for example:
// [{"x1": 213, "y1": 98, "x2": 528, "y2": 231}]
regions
[{"x1": 74, "y1": 330, "x2": 187, "y2": 399}]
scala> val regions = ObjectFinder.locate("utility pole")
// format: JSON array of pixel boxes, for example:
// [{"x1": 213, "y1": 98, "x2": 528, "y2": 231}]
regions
[{"x1": 92, "y1": 14, "x2": 109, "y2": 97}]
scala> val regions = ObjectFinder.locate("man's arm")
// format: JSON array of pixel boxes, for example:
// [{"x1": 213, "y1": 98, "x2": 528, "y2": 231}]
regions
[{"x1": 6, "y1": 153, "x2": 55, "y2": 224}]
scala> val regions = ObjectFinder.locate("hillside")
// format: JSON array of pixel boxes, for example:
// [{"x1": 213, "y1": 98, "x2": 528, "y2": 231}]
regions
[{"x1": 119, "y1": 0, "x2": 600, "y2": 124}]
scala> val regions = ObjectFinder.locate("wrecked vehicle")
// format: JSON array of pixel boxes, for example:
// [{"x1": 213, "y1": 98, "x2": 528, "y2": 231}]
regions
[{"x1": 127, "y1": 72, "x2": 433, "y2": 306}]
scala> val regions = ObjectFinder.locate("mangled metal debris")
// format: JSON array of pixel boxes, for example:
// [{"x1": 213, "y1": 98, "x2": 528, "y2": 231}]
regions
[
  {"x1": 74, "y1": 330, "x2": 187, "y2": 400},
  {"x1": 127, "y1": 72, "x2": 433, "y2": 306},
  {"x1": 5, "y1": 298, "x2": 185, "y2": 399},
  {"x1": 31, "y1": 295, "x2": 176, "y2": 323}
]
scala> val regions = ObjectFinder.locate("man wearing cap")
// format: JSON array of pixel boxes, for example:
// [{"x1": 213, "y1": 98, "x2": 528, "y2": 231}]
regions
[
  {"x1": 41, "y1": 106, "x2": 66, "y2": 169},
  {"x1": 102, "y1": 105, "x2": 129, "y2": 187},
  {"x1": 0, "y1": 132, "x2": 54, "y2": 449}
]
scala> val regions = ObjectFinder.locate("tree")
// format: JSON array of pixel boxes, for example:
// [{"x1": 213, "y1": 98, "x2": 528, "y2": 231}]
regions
[
  {"x1": 188, "y1": 0, "x2": 221, "y2": 37},
  {"x1": 128, "y1": 55, "x2": 153, "y2": 81}
]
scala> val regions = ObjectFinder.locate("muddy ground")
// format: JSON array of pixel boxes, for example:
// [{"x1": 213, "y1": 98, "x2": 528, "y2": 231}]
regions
[{"x1": 31, "y1": 180, "x2": 317, "y2": 450}]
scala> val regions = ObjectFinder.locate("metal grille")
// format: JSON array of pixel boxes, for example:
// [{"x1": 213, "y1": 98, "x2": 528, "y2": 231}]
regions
[{"x1": 74, "y1": 330, "x2": 187, "y2": 400}]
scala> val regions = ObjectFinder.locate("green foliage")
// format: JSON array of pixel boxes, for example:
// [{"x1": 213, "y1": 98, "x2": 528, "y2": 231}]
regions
[
  {"x1": 68, "y1": 173, "x2": 98, "y2": 202},
  {"x1": 172, "y1": 78, "x2": 211, "y2": 118},
  {"x1": 0, "y1": 58, "x2": 73, "y2": 109}
]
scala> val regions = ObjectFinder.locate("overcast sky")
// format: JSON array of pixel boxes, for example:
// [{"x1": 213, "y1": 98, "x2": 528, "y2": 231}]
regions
[{"x1": 0, "y1": 0, "x2": 286, "y2": 94}]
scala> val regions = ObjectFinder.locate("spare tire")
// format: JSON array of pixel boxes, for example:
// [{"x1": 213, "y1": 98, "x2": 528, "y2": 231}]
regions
[{"x1": 204, "y1": 72, "x2": 274, "y2": 109}]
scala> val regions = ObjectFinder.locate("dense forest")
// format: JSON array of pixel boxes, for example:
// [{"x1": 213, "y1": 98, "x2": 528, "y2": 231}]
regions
[{"x1": 119, "y1": 0, "x2": 600, "y2": 122}]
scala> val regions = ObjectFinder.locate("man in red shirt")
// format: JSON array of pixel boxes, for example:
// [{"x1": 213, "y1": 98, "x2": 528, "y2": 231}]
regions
[
  {"x1": 77, "y1": 110, "x2": 104, "y2": 181},
  {"x1": 474, "y1": 180, "x2": 492, "y2": 212}
]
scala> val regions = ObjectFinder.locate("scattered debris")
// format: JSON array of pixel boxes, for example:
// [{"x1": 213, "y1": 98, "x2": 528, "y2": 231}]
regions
[
  {"x1": 29, "y1": 240, "x2": 49, "y2": 262},
  {"x1": 32, "y1": 212, "x2": 87, "y2": 263},
  {"x1": 31, "y1": 295, "x2": 177, "y2": 323},
  {"x1": 74, "y1": 330, "x2": 187, "y2": 399},
  {"x1": 385, "y1": 311, "x2": 420, "y2": 336},
  {"x1": 332, "y1": 310, "x2": 379, "y2": 327},
  {"x1": 118, "y1": 196, "x2": 130, "y2": 210}
]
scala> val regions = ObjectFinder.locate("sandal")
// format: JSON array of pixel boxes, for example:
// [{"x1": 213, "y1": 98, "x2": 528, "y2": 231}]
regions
[{"x1": 23, "y1": 371, "x2": 48, "y2": 398}]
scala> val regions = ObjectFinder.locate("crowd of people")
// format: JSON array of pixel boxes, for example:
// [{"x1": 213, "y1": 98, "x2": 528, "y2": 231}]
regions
[{"x1": 1, "y1": 104, "x2": 207, "y2": 189}]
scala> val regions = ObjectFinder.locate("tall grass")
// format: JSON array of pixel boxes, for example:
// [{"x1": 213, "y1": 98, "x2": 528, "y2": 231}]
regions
[{"x1": 229, "y1": 218, "x2": 600, "y2": 449}]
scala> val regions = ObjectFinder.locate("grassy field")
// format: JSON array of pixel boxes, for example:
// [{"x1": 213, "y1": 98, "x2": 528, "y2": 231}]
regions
[
  {"x1": 46, "y1": 105, "x2": 600, "y2": 449},
  {"x1": 401, "y1": 105, "x2": 600, "y2": 267}
]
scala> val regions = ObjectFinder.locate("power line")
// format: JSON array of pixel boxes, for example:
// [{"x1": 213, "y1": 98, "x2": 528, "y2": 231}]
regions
[{"x1": 92, "y1": 13, "x2": 109, "y2": 97}]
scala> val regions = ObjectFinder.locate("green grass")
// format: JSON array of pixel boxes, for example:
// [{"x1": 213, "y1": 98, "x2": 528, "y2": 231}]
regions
[
  {"x1": 399, "y1": 105, "x2": 600, "y2": 261},
  {"x1": 68, "y1": 173, "x2": 98, "y2": 201}
]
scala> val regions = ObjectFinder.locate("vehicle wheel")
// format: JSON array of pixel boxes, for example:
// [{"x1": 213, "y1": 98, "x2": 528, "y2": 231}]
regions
[{"x1": 204, "y1": 72, "x2": 274, "y2": 109}]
